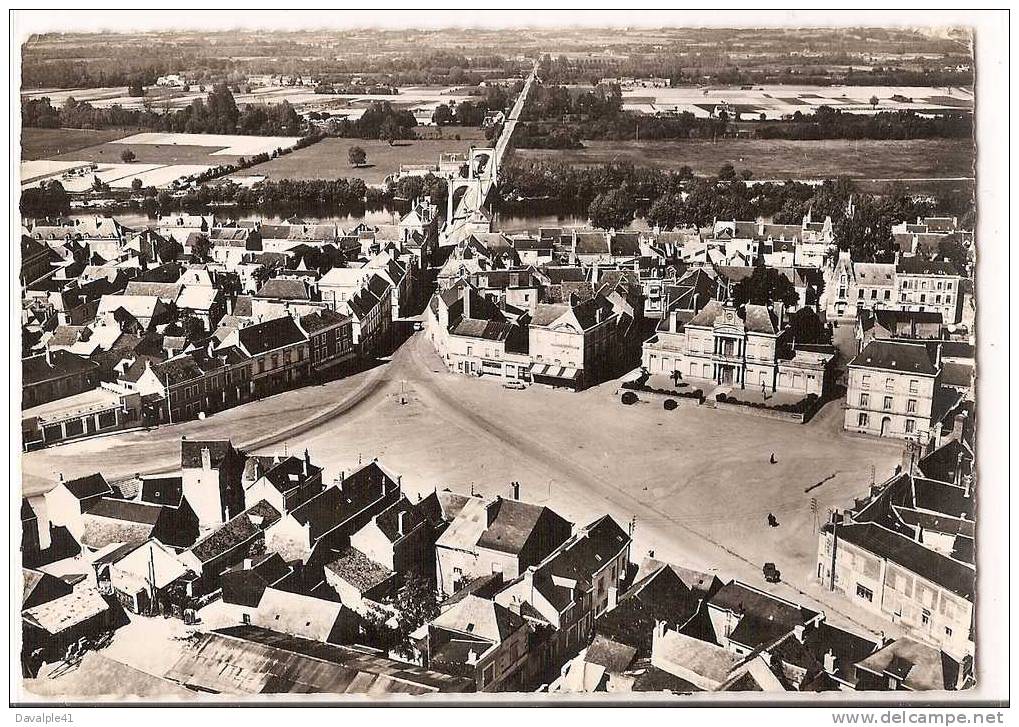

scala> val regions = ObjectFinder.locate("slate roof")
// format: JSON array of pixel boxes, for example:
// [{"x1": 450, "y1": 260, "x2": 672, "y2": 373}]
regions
[
  {"x1": 849, "y1": 340, "x2": 939, "y2": 376},
  {"x1": 709, "y1": 581, "x2": 819, "y2": 646},
  {"x1": 855, "y1": 637, "x2": 960, "y2": 691},
  {"x1": 237, "y1": 316, "x2": 307, "y2": 356},
  {"x1": 299, "y1": 308, "x2": 350, "y2": 334},
  {"x1": 897, "y1": 257, "x2": 960, "y2": 277},
  {"x1": 477, "y1": 498, "x2": 566, "y2": 555},
  {"x1": 372, "y1": 496, "x2": 427, "y2": 542},
  {"x1": 139, "y1": 476, "x2": 184, "y2": 507},
  {"x1": 181, "y1": 439, "x2": 238, "y2": 469},
  {"x1": 834, "y1": 522, "x2": 974, "y2": 600},
  {"x1": 290, "y1": 462, "x2": 398, "y2": 542},
  {"x1": 23, "y1": 350, "x2": 97, "y2": 386},
  {"x1": 60, "y1": 473, "x2": 113, "y2": 501},
  {"x1": 256, "y1": 278, "x2": 313, "y2": 301},
  {"x1": 86, "y1": 497, "x2": 163, "y2": 525},
  {"x1": 245, "y1": 455, "x2": 322, "y2": 495}
]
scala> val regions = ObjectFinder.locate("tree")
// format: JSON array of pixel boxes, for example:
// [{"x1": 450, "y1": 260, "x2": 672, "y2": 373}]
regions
[
  {"x1": 938, "y1": 238, "x2": 970, "y2": 273},
  {"x1": 392, "y1": 575, "x2": 439, "y2": 657},
  {"x1": 120, "y1": 148, "x2": 136, "y2": 163},
  {"x1": 432, "y1": 103, "x2": 454, "y2": 126},
  {"x1": 787, "y1": 307, "x2": 827, "y2": 344},
  {"x1": 731, "y1": 266, "x2": 798, "y2": 308},
  {"x1": 190, "y1": 235, "x2": 213, "y2": 263},
  {"x1": 348, "y1": 145, "x2": 367, "y2": 167},
  {"x1": 379, "y1": 118, "x2": 401, "y2": 146},
  {"x1": 717, "y1": 163, "x2": 737, "y2": 181},
  {"x1": 870, "y1": 95, "x2": 879, "y2": 109},
  {"x1": 646, "y1": 194, "x2": 685, "y2": 231},
  {"x1": 131, "y1": 177, "x2": 143, "y2": 191},
  {"x1": 588, "y1": 188, "x2": 636, "y2": 230}
]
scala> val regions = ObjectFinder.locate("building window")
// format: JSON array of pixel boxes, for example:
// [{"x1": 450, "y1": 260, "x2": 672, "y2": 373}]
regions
[
  {"x1": 907, "y1": 399, "x2": 917, "y2": 414},
  {"x1": 858, "y1": 289, "x2": 865, "y2": 300},
  {"x1": 884, "y1": 290, "x2": 891, "y2": 301},
  {"x1": 909, "y1": 379, "x2": 918, "y2": 393},
  {"x1": 885, "y1": 377, "x2": 894, "y2": 390},
  {"x1": 946, "y1": 282, "x2": 953, "y2": 290},
  {"x1": 922, "y1": 609, "x2": 931, "y2": 625},
  {"x1": 945, "y1": 627, "x2": 953, "y2": 637},
  {"x1": 883, "y1": 396, "x2": 893, "y2": 410},
  {"x1": 856, "y1": 584, "x2": 874, "y2": 602},
  {"x1": 870, "y1": 289, "x2": 877, "y2": 300},
  {"x1": 900, "y1": 293, "x2": 907, "y2": 302},
  {"x1": 858, "y1": 412, "x2": 869, "y2": 427},
  {"x1": 861, "y1": 374, "x2": 871, "y2": 388},
  {"x1": 906, "y1": 419, "x2": 916, "y2": 434},
  {"x1": 860, "y1": 393, "x2": 869, "y2": 407}
]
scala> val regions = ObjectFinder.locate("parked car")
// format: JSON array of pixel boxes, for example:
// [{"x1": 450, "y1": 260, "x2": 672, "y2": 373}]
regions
[
  {"x1": 763, "y1": 562, "x2": 781, "y2": 583},
  {"x1": 502, "y1": 380, "x2": 526, "y2": 390}
]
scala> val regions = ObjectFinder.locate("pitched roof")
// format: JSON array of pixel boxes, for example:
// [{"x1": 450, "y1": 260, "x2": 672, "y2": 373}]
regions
[
  {"x1": 181, "y1": 439, "x2": 238, "y2": 469},
  {"x1": 23, "y1": 588, "x2": 110, "y2": 635},
  {"x1": 237, "y1": 315, "x2": 307, "y2": 356},
  {"x1": 189, "y1": 500, "x2": 282, "y2": 564},
  {"x1": 140, "y1": 476, "x2": 184, "y2": 506},
  {"x1": 832, "y1": 522, "x2": 974, "y2": 600},
  {"x1": 897, "y1": 257, "x2": 960, "y2": 277},
  {"x1": 431, "y1": 594, "x2": 524, "y2": 643},
  {"x1": 60, "y1": 473, "x2": 113, "y2": 500},
  {"x1": 289, "y1": 461, "x2": 398, "y2": 542},
  {"x1": 324, "y1": 547, "x2": 396, "y2": 593},
  {"x1": 165, "y1": 625, "x2": 473, "y2": 694},
  {"x1": 252, "y1": 587, "x2": 351, "y2": 644},
  {"x1": 855, "y1": 637, "x2": 959, "y2": 691},
  {"x1": 849, "y1": 340, "x2": 939, "y2": 376},
  {"x1": 585, "y1": 635, "x2": 638, "y2": 673},
  {"x1": 85, "y1": 497, "x2": 163, "y2": 526},
  {"x1": 22, "y1": 350, "x2": 97, "y2": 386}
]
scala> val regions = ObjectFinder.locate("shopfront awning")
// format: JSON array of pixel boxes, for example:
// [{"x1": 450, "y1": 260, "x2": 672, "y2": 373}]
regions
[{"x1": 529, "y1": 363, "x2": 581, "y2": 381}]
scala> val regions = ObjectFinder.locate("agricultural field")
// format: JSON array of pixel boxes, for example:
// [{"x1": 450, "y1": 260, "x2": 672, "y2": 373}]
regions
[
  {"x1": 20, "y1": 127, "x2": 137, "y2": 160},
  {"x1": 21, "y1": 131, "x2": 304, "y2": 191},
  {"x1": 245, "y1": 136, "x2": 482, "y2": 184},
  {"x1": 513, "y1": 137, "x2": 975, "y2": 182},
  {"x1": 612, "y1": 83, "x2": 974, "y2": 119}
]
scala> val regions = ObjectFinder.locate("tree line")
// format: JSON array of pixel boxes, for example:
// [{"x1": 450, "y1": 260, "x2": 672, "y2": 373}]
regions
[
  {"x1": 496, "y1": 159, "x2": 967, "y2": 263},
  {"x1": 23, "y1": 84, "x2": 305, "y2": 136}
]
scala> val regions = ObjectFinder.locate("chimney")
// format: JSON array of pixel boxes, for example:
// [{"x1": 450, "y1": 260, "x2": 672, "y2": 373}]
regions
[
  {"x1": 304, "y1": 448, "x2": 311, "y2": 475},
  {"x1": 44, "y1": 346, "x2": 52, "y2": 367},
  {"x1": 793, "y1": 624, "x2": 805, "y2": 642},
  {"x1": 511, "y1": 481, "x2": 520, "y2": 500},
  {"x1": 466, "y1": 649, "x2": 478, "y2": 666},
  {"x1": 201, "y1": 447, "x2": 212, "y2": 470},
  {"x1": 398, "y1": 510, "x2": 407, "y2": 536},
  {"x1": 462, "y1": 288, "x2": 472, "y2": 319},
  {"x1": 823, "y1": 649, "x2": 836, "y2": 674},
  {"x1": 243, "y1": 558, "x2": 252, "y2": 570}
]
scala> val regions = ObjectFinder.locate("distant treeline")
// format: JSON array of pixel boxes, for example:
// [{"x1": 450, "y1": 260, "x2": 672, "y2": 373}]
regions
[
  {"x1": 516, "y1": 83, "x2": 972, "y2": 147},
  {"x1": 537, "y1": 53, "x2": 973, "y2": 89},
  {"x1": 23, "y1": 84, "x2": 305, "y2": 136}
]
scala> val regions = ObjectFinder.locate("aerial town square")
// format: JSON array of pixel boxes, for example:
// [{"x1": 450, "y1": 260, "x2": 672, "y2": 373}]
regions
[{"x1": 12, "y1": 12, "x2": 1001, "y2": 708}]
